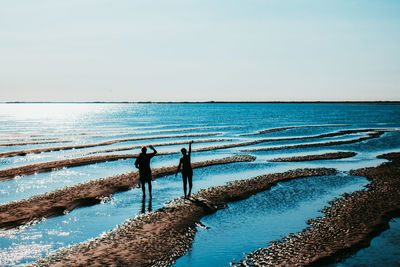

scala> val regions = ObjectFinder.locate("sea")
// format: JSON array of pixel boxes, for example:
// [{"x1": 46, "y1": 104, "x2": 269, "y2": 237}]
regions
[{"x1": 0, "y1": 102, "x2": 399, "y2": 266}]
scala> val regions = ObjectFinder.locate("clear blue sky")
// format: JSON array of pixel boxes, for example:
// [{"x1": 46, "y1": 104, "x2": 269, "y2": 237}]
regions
[{"x1": 1, "y1": 0, "x2": 399, "y2": 101}]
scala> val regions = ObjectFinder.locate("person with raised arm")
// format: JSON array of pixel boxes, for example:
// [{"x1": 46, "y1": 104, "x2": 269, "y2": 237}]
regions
[
  {"x1": 135, "y1": 145, "x2": 157, "y2": 198},
  {"x1": 175, "y1": 141, "x2": 194, "y2": 199}
]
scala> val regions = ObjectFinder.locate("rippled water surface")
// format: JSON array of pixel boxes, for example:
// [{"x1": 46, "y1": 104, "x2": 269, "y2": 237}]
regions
[{"x1": 0, "y1": 103, "x2": 399, "y2": 266}]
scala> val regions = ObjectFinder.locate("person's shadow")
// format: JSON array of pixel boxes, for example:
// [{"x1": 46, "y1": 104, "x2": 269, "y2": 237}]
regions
[{"x1": 141, "y1": 196, "x2": 152, "y2": 214}]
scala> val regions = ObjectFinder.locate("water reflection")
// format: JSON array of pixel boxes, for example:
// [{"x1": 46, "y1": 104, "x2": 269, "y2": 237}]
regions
[{"x1": 141, "y1": 196, "x2": 152, "y2": 214}]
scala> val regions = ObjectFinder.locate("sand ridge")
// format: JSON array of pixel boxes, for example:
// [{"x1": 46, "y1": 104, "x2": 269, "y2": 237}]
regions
[
  {"x1": 240, "y1": 124, "x2": 350, "y2": 136},
  {"x1": 235, "y1": 152, "x2": 400, "y2": 266},
  {"x1": 0, "y1": 155, "x2": 255, "y2": 229},
  {"x1": 0, "y1": 129, "x2": 384, "y2": 180},
  {"x1": 0, "y1": 140, "x2": 72, "y2": 147},
  {"x1": 84, "y1": 138, "x2": 232, "y2": 155},
  {"x1": 269, "y1": 151, "x2": 357, "y2": 162},
  {"x1": 243, "y1": 130, "x2": 385, "y2": 152},
  {"x1": 0, "y1": 132, "x2": 220, "y2": 158},
  {"x1": 31, "y1": 167, "x2": 336, "y2": 266}
]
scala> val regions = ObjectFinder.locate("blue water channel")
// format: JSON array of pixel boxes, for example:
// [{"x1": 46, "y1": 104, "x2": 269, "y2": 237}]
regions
[
  {"x1": 334, "y1": 218, "x2": 400, "y2": 267},
  {"x1": 174, "y1": 174, "x2": 368, "y2": 266}
]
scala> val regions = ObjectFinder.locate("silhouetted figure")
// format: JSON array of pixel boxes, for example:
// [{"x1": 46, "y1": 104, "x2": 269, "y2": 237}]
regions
[
  {"x1": 135, "y1": 145, "x2": 157, "y2": 198},
  {"x1": 175, "y1": 141, "x2": 193, "y2": 199}
]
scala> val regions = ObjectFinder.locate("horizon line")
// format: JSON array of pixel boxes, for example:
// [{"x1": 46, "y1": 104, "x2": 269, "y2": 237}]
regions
[{"x1": 1, "y1": 101, "x2": 400, "y2": 104}]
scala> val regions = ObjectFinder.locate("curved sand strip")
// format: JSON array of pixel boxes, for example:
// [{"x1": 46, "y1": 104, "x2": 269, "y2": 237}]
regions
[
  {"x1": 0, "y1": 139, "x2": 231, "y2": 181},
  {"x1": 16, "y1": 126, "x2": 231, "y2": 140},
  {"x1": 0, "y1": 140, "x2": 71, "y2": 147},
  {"x1": 0, "y1": 132, "x2": 219, "y2": 158},
  {"x1": 242, "y1": 131, "x2": 384, "y2": 152},
  {"x1": 84, "y1": 138, "x2": 232, "y2": 155},
  {"x1": 31, "y1": 168, "x2": 336, "y2": 266},
  {"x1": 198, "y1": 129, "x2": 385, "y2": 153},
  {"x1": 0, "y1": 137, "x2": 61, "y2": 142},
  {"x1": 0, "y1": 130, "x2": 383, "y2": 180},
  {"x1": 0, "y1": 154, "x2": 138, "y2": 181},
  {"x1": 241, "y1": 124, "x2": 350, "y2": 136},
  {"x1": 0, "y1": 155, "x2": 255, "y2": 229},
  {"x1": 235, "y1": 152, "x2": 400, "y2": 266},
  {"x1": 269, "y1": 151, "x2": 357, "y2": 162},
  {"x1": 243, "y1": 128, "x2": 381, "y2": 143}
]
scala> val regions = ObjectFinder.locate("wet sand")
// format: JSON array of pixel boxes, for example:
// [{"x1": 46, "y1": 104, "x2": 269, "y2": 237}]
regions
[
  {"x1": 188, "y1": 129, "x2": 384, "y2": 155},
  {"x1": 0, "y1": 154, "x2": 137, "y2": 181},
  {"x1": 14, "y1": 126, "x2": 225, "y2": 140},
  {"x1": 0, "y1": 130, "x2": 382, "y2": 180},
  {"x1": 243, "y1": 131, "x2": 384, "y2": 152},
  {"x1": 0, "y1": 140, "x2": 72, "y2": 147},
  {"x1": 0, "y1": 139, "x2": 232, "y2": 181},
  {"x1": 240, "y1": 124, "x2": 350, "y2": 136},
  {"x1": 84, "y1": 138, "x2": 232, "y2": 155},
  {"x1": 0, "y1": 132, "x2": 219, "y2": 158},
  {"x1": 0, "y1": 137, "x2": 61, "y2": 142},
  {"x1": 0, "y1": 155, "x2": 255, "y2": 229},
  {"x1": 31, "y1": 167, "x2": 336, "y2": 266},
  {"x1": 235, "y1": 152, "x2": 400, "y2": 266},
  {"x1": 269, "y1": 151, "x2": 357, "y2": 162},
  {"x1": 0, "y1": 128, "x2": 384, "y2": 160}
]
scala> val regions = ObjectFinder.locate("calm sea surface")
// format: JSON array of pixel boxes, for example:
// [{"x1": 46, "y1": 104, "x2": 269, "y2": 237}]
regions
[{"x1": 0, "y1": 103, "x2": 399, "y2": 266}]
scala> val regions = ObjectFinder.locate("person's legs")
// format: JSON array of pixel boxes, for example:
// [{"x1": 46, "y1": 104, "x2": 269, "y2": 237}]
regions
[
  {"x1": 188, "y1": 174, "x2": 193, "y2": 197},
  {"x1": 182, "y1": 174, "x2": 188, "y2": 198},
  {"x1": 147, "y1": 180, "x2": 152, "y2": 198},
  {"x1": 141, "y1": 180, "x2": 146, "y2": 196}
]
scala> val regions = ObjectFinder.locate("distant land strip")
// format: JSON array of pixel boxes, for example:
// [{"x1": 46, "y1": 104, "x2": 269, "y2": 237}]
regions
[
  {"x1": 269, "y1": 151, "x2": 357, "y2": 162},
  {"x1": 0, "y1": 155, "x2": 256, "y2": 229},
  {"x1": 4, "y1": 101, "x2": 400, "y2": 104},
  {"x1": 31, "y1": 167, "x2": 337, "y2": 266},
  {"x1": 0, "y1": 132, "x2": 220, "y2": 158},
  {"x1": 240, "y1": 124, "x2": 350, "y2": 136},
  {"x1": 236, "y1": 152, "x2": 400, "y2": 266}
]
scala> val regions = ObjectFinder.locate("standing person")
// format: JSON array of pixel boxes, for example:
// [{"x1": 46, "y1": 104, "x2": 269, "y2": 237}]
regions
[
  {"x1": 175, "y1": 141, "x2": 193, "y2": 199},
  {"x1": 135, "y1": 145, "x2": 157, "y2": 198}
]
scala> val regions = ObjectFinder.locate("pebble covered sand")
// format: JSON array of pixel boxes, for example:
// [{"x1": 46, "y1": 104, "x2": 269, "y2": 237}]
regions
[
  {"x1": 0, "y1": 155, "x2": 255, "y2": 229},
  {"x1": 30, "y1": 167, "x2": 336, "y2": 266}
]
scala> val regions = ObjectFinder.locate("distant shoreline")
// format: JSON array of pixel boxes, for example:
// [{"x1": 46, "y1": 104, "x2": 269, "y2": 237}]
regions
[{"x1": 1, "y1": 101, "x2": 400, "y2": 104}]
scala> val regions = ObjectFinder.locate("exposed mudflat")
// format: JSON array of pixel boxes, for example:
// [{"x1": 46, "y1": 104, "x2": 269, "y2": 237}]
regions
[
  {"x1": 0, "y1": 132, "x2": 219, "y2": 158},
  {"x1": 0, "y1": 140, "x2": 71, "y2": 147},
  {"x1": 30, "y1": 167, "x2": 336, "y2": 266},
  {"x1": 0, "y1": 154, "x2": 138, "y2": 181},
  {"x1": 84, "y1": 138, "x2": 231, "y2": 155},
  {"x1": 269, "y1": 151, "x2": 357, "y2": 162},
  {"x1": 0, "y1": 155, "x2": 255, "y2": 229},
  {"x1": 240, "y1": 124, "x2": 350, "y2": 136},
  {"x1": 1, "y1": 129, "x2": 370, "y2": 181},
  {"x1": 234, "y1": 152, "x2": 400, "y2": 266},
  {"x1": 243, "y1": 131, "x2": 384, "y2": 152}
]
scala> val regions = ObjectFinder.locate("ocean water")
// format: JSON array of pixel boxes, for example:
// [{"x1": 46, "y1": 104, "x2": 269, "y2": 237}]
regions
[{"x1": 0, "y1": 103, "x2": 399, "y2": 266}]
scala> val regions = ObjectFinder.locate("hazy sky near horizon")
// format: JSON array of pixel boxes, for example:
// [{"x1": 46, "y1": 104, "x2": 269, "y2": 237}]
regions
[{"x1": 1, "y1": 0, "x2": 399, "y2": 102}]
